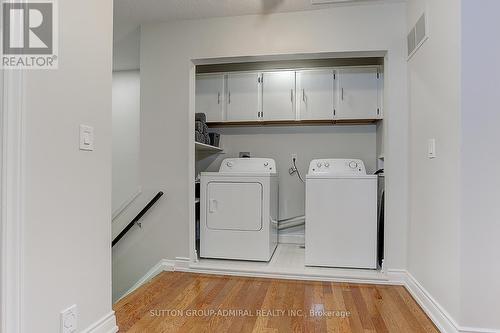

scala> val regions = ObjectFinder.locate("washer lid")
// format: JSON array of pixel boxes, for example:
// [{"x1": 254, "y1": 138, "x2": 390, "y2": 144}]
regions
[
  {"x1": 307, "y1": 159, "x2": 367, "y2": 177},
  {"x1": 219, "y1": 158, "x2": 276, "y2": 174}
]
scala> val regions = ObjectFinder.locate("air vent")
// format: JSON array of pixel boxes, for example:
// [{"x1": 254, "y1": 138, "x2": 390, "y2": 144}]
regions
[{"x1": 408, "y1": 12, "x2": 428, "y2": 59}]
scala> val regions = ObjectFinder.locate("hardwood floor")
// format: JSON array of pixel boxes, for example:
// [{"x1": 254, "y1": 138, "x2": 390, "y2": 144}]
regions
[{"x1": 114, "y1": 272, "x2": 438, "y2": 333}]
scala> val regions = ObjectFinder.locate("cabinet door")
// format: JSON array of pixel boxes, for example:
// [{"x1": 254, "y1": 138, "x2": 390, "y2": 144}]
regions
[
  {"x1": 337, "y1": 68, "x2": 380, "y2": 119},
  {"x1": 195, "y1": 74, "x2": 224, "y2": 122},
  {"x1": 297, "y1": 69, "x2": 336, "y2": 120},
  {"x1": 226, "y1": 72, "x2": 261, "y2": 121},
  {"x1": 262, "y1": 71, "x2": 296, "y2": 121}
]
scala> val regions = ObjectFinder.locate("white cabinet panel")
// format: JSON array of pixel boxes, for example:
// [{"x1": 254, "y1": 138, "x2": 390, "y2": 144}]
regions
[
  {"x1": 337, "y1": 68, "x2": 380, "y2": 119},
  {"x1": 195, "y1": 74, "x2": 224, "y2": 122},
  {"x1": 226, "y1": 72, "x2": 261, "y2": 121},
  {"x1": 262, "y1": 71, "x2": 296, "y2": 121},
  {"x1": 297, "y1": 69, "x2": 336, "y2": 120}
]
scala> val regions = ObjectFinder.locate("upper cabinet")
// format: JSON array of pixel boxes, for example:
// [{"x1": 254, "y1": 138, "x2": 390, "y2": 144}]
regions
[
  {"x1": 226, "y1": 72, "x2": 261, "y2": 122},
  {"x1": 262, "y1": 71, "x2": 296, "y2": 121},
  {"x1": 296, "y1": 69, "x2": 337, "y2": 120},
  {"x1": 195, "y1": 66, "x2": 383, "y2": 124},
  {"x1": 337, "y1": 68, "x2": 381, "y2": 120},
  {"x1": 195, "y1": 73, "x2": 224, "y2": 122}
]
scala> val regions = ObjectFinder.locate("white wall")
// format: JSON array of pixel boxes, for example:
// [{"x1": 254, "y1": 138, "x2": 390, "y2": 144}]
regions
[
  {"x1": 112, "y1": 71, "x2": 141, "y2": 215},
  {"x1": 199, "y1": 125, "x2": 377, "y2": 221},
  {"x1": 460, "y1": 0, "x2": 500, "y2": 329},
  {"x1": 21, "y1": 0, "x2": 114, "y2": 331},
  {"x1": 408, "y1": 1, "x2": 500, "y2": 330},
  {"x1": 114, "y1": 3, "x2": 408, "y2": 297},
  {"x1": 407, "y1": 0, "x2": 462, "y2": 322},
  {"x1": 113, "y1": 27, "x2": 140, "y2": 71}
]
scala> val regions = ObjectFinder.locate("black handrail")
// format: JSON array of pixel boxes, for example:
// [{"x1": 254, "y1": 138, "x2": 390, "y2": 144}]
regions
[{"x1": 112, "y1": 191, "x2": 164, "y2": 247}]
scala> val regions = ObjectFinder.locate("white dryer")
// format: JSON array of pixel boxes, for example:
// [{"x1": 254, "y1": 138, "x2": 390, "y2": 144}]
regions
[
  {"x1": 200, "y1": 158, "x2": 278, "y2": 261},
  {"x1": 305, "y1": 159, "x2": 378, "y2": 269}
]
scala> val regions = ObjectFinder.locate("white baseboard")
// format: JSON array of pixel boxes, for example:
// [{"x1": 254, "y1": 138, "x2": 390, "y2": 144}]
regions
[
  {"x1": 402, "y1": 271, "x2": 499, "y2": 333},
  {"x1": 385, "y1": 268, "x2": 407, "y2": 284},
  {"x1": 83, "y1": 311, "x2": 118, "y2": 333},
  {"x1": 403, "y1": 271, "x2": 459, "y2": 333},
  {"x1": 174, "y1": 257, "x2": 191, "y2": 270},
  {"x1": 117, "y1": 259, "x2": 175, "y2": 301},
  {"x1": 117, "y1": 257, "x2": 191, "y2": 301},
  {"x1": 278, "y1": 234, "x2": 304, "y2": 245},
  {"x1": 181, "y1": 265, "x2": 396, "y2": 285}
]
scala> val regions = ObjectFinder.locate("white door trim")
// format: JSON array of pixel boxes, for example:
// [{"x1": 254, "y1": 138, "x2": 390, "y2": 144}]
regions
[{"x1": 1, "y1": 68, "x2": 26, "y2": 333}]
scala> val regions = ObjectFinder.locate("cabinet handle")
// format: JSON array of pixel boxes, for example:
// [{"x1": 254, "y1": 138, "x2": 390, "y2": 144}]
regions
[
  {"x1": 217, "y1": 92, "x2": 220, "y2": 104},
  {"x1": 302, "y1": 89, "x2": 305, "y2": 102},
  {"x1": 209, "y1": 199, "x2": 217, "y2": 213},
  {"x1": 228, "y1": 92, "x2": 231, "y2": 104},
  {"x1": 290, "y1": 89, "x2": 293, "y2": 103},
  {"x1": 341, "y1": 88, "x2": 344, "y2": 101}
]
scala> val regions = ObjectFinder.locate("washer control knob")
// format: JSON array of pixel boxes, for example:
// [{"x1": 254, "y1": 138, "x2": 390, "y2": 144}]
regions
[
  {"x1": 324, "y1": 162, "x2": 330, "y2": 168},
  {"x1": 316, "y1": 162, "x2": 323, "y2": 168},
  {"x1": 264, "y1": 162, "x2": 269, "y2": 167},
  {"x1": 226, "y1": 161, "x2": 233, "y2": 167},
  {"x1": 349, "y1": 161, "x2": 358, "y2": 169}
]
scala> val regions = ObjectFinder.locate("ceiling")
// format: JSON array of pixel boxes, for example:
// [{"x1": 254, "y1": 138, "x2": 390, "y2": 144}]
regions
[{"x1": 114, "y1": 0, "x2": 401, "y2": 42}]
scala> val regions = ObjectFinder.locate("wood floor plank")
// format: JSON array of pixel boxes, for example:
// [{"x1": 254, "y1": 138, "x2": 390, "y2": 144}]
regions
[
  {"x1": 114, "y1": 272, "x2": 439, "y2": 333},
  {"x1": 114, "y1": 272, "x2": 187, "y2": 331},
  {"x1": 359, "y1": 285, "x2": 389, "y2": 333},
  {"x1": 396, "y1": 287, "x2": 439, "y2": 333},
  {"x1": 330, "y1": 283, "x2": 353, "y2": 333},
  {"x1": 342, "y1": 285, "x2": 367, "y2": 333},
  {"x1": 351, "y1": 285, "x2": 376, "y2": 332},
  {"x1": 376, "y1": 285, "x2": 418, "y2": 333}
]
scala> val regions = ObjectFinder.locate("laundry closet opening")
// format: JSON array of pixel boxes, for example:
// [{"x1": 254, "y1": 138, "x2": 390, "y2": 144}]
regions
[{"x1": 191, "y1": 53, "x2": 387, "y2": 281}]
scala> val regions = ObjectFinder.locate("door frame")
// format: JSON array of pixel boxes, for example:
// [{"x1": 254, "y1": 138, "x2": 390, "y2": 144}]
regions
[{"x1": 1, "y1": 67, "x2": 25, "y2": 333}]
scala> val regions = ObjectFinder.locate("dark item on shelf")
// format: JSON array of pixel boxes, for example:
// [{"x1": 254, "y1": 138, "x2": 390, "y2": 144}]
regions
[
  {"x1": 195, "y1": 131, "x2": 206, "y2": 143},
  {"x1": 195, "y1": 113, "x2": 207, "y2": 123},
  {"x1": 195, "y1": 121, "x2": 204, "y2": 133},
  {"x1": 209, "y1": 133, "x2": 220, "y2": 147}
]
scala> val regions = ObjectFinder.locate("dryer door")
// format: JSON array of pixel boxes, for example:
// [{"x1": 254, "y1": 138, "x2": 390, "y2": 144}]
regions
[{"x1": 206, "y1": 182, "x2": 263, "y2": 231}]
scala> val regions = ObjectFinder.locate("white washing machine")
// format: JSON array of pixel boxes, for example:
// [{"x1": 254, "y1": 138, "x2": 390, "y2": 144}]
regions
[
  {"x1": 305, "y1": 159, "x2": 378, "y2": 269},
  {"x1": 200, "y1": 158, "x2": 278, "y2": 261}
]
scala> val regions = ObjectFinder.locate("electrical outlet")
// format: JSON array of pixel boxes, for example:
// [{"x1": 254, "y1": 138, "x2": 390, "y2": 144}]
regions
[
  {"x1": 291, "y1": 153, "x2": 298, "y2": 162},
  {"x1": 60, "y1": 305, "x2": 78, "y2": 333}
]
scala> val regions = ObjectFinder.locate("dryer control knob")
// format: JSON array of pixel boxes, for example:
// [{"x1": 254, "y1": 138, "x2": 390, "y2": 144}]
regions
[
  {"x1": 316, "y1": 162, "x2": 323, "y2": 168},
  {"x1": 264, "y1": 162, "x2": 269, "y2": 167},
  {"x1": 226, "y1": 161, "x2": 233, "y2": 167},
  {"x1": 349, "y1": 161, "x2": 358, "y2": 169},
  {"x1": 324, "y1": 162, "x2": 330, "y2": 167}
]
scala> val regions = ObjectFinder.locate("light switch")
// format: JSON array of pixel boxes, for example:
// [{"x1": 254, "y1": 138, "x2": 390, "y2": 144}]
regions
[
  {"x1": 79, "y1": 125, "x2": 94, "y2": 151},
  {"x1": 428, "y1": 138, "x2": 436, "y2": 159}
]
